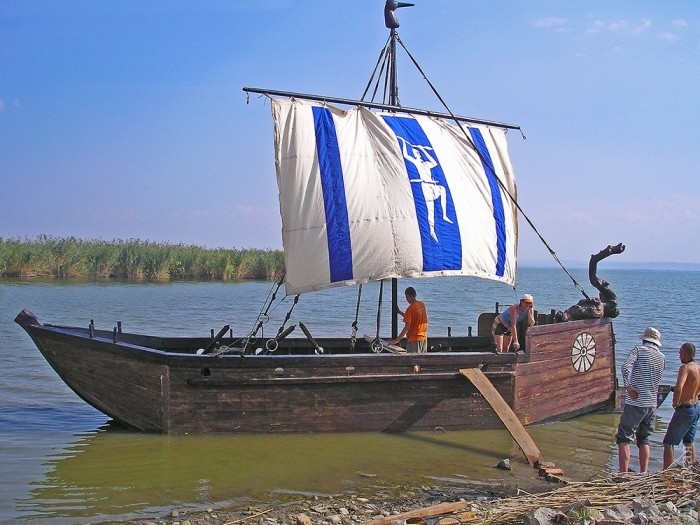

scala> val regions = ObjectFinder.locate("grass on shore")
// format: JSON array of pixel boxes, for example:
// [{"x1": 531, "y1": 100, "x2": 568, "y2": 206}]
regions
[{"x1": 0, "y1": 236, "x2": 284, "y2": 280}]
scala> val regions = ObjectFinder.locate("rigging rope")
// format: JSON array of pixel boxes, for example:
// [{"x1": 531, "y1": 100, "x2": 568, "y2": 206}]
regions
[
  {"x1": 276, "y1": 294, "x2": 300, "y2": 338},
  {"x1": 361, "y1": 35, "x2": 392, "y2": 103},
  {"x1": 242, "y1": 271, "x2": 286, "y2": 353},
  {"x1": 392, "y1": 33, "x2": 590, "y2": 300},
  {"x1": 374, "y1": 280, "x2": 384, "y2": 342},
  {"x1": 350, "y1": 283, "x2": 363, "y2": 350}
]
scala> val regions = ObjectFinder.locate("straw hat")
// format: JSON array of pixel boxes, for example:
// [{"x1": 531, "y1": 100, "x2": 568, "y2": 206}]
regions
[{"x1": 640, "y1": 327, "x2": 662, "y2": 347}]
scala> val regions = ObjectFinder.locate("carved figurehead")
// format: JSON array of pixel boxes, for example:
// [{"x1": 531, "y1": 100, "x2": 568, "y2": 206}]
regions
[
  {"x1": 556, "y1": 243, "x2": 625, "y2": 322},
  {"x1": 384, "y1": 0, "x2": 415, "y2": 29}
]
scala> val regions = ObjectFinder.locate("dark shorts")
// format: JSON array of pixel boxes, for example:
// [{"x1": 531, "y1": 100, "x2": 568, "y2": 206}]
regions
[
  {"x1": 615, "y1": 404, "x2": 656, "y2": 446},
  {"x1": 493, "y1": 323, "x2": 511, "y2": 336},
  {"x1": 663, "y1": 404, "x2": 700, "y2": 446}
]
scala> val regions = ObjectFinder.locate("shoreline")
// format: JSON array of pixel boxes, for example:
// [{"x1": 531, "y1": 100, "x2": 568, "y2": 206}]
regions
[
  {"x1": 96, "y1": 462, "x2": 570, "y2": 525},
  {"x1": 100, "y1": 466, "x2": 700, "y2": 525}
]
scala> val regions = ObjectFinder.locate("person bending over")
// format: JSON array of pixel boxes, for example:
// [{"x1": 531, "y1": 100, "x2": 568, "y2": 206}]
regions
[{"x1": 491, "y1": 294, "x2": 535, "y2": 353}]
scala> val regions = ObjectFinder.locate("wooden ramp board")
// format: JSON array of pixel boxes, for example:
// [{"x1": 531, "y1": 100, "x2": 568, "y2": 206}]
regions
[
  {"x1": 364, "y1": 334, "x2": 406, "y2": 354},
  {"x1": 459, "y1": 368, "x2": 544, "y2": 466}
]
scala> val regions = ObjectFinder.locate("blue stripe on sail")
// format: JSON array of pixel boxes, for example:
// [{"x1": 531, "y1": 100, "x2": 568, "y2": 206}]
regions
[
  {"x1": 312, "y1": 106, "x2": 353, "y2": 283},
  {"x1": 469, "y1": 127, "x2": 507, "y2": 277},
  {"x1": 382, "y1": 115, "x2": 461, "y2": 272}
]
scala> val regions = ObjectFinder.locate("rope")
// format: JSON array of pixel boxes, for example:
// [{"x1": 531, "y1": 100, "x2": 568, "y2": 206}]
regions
[
  {"x1": 361, "y1": 35, "x2": 392, "y2": 103},
  {"x1": 375, "y1": 280, "x2": 384, "y2": 341},
  {"x1": 241, "y1": 271, "x2": 286, "y2": 354},
  {"x1": 277, "y1": 294, "x2": 300, "y2": 336},
  {"x1": 393, "y1": 33, "x2": 589, "y2": 300},
  {"x1": 350, "y1": 283, "x2": 363, "y2": 350}
]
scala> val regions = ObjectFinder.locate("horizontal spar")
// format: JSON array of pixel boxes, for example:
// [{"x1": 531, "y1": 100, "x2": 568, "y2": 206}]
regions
[{"x1": 243, "y1": 87, "x2": 522, "y2": 131}]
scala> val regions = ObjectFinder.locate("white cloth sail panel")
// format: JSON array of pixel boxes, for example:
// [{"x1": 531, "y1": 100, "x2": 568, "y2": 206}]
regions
[{"x1": 271, "y1": 98, "x2": 518, "y2": 295}]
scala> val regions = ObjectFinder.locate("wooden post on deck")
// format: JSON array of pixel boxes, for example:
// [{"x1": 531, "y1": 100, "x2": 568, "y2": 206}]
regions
[{"x1": 459, "y1": 368, "x2": 544, "y2": 466}]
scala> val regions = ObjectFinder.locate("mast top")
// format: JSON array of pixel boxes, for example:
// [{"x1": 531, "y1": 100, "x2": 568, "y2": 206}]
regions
[{"x1": 384, "y1": 0, "x2": 414, "y2": 29}]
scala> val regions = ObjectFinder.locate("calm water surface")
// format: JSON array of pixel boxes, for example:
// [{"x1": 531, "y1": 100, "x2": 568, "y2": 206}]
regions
[{"x1": 1, "y1": 268, "x2": 697, "y2": 524}]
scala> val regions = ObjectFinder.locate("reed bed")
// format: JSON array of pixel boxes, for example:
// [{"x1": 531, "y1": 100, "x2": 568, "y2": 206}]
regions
[
  {"x1": 0, "y1": 236, "x2": 284, "y2": 280},
  {"x1": 471, "y1": 466, "x2": 700, "y2": 524}
]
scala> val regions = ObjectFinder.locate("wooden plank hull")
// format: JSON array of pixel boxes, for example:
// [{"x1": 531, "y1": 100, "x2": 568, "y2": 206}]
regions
[
  {"x1": 514, "y1": 319, "x2": 616, "y2": 425},
  {"x1": 15, "y1": 309, "x2": 616, "y2": 434}
]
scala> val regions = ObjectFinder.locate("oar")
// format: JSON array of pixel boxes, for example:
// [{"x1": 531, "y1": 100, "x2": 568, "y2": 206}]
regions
[
  {"x1": 264, "y1": 324, "x2": 297, "y2": 353},
  {"x1": 299, "y1": 322, "x2": 323, "y2": 354},
  {"x1": 202, "y1": 324, "x2": 230, "y2": 354}
]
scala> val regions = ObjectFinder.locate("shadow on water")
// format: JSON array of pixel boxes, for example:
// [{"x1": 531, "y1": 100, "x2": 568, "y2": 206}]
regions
[{"x1": 11, "y1": 412, "x2": 622, "y2": 524}]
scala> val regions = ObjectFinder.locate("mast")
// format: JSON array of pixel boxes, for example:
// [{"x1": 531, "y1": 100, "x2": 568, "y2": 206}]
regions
[{"x1": 384, "y1": 0, "x2": 414, "y2": 339}]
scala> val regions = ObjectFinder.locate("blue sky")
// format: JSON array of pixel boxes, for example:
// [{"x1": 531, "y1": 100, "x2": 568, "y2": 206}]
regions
[{"x1": 1, "y1": 1, "x2": 698, "y2": 265}]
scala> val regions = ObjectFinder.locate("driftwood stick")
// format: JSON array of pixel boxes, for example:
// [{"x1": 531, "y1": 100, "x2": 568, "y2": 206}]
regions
[
  {"x1": 223, "y1": 508, "x2": 272, "y2": 525},
  {"x1": 361, "y1": 500, "x2": 469, "y2": 525}
]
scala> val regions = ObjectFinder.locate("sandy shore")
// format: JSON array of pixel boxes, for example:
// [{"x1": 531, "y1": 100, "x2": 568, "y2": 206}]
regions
[
  {"x1": 99, "y1": 460, "x2": 559, "y2": 525},
  {"x1": 98, "y1": 464, "x2": 700, "y2": 525}
]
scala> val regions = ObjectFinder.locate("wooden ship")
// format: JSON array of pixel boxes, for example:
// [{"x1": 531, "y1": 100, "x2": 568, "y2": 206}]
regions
[{"x1": 15, "y1": 2, "x2": 619, "y2": 434}]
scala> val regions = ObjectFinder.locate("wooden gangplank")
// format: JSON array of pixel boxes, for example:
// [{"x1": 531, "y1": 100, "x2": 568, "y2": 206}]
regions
[{"x1": 459, "y1": 368, "x2": 544, "y2": 466}]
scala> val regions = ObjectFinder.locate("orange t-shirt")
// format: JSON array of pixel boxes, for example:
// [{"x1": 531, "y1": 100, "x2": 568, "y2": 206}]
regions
[{"x1": 404, "y1": 300, "x2": 428, "y2": 341}]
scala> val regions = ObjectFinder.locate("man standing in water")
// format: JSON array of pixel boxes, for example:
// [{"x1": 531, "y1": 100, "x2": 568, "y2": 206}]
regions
[
  {"x1": 663, "y1": 342, "x2": 700, "y2": 469},
  {"x1": 615, "y1": 327, "x2": 666, "y2": 473},
  {"x1": 390, "y1": 286, "x2": 428, "y2": 353}
]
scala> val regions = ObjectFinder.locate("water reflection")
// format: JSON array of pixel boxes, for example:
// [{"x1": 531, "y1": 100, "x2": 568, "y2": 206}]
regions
[{"x1": 15, "y1": 413, "x2": 621, "y2": 524}]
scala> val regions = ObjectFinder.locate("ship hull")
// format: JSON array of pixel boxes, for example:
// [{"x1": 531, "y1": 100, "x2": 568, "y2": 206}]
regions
[{"x1": 16, "y1": 309, "x2": 616, "y2": 434}]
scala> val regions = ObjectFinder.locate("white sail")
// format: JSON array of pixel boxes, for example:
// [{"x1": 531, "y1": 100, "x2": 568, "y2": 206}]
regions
[{"x1": 272, "y1": 98, "x2": 518, "y2": 295}]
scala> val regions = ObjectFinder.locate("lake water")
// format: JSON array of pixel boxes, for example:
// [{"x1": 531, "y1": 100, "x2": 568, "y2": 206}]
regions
[{"x1": 1, "y1": 267, "x2": 697, "y2": 524}]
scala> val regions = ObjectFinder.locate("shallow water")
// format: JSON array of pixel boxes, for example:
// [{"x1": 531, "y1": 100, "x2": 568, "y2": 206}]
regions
[{"x1": 10, "y1": 416, "x2": 620, "y2": 524}]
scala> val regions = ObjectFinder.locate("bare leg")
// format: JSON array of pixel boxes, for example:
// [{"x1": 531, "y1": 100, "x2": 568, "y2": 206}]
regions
[
  {"x1": 618, "y1": 442, "x2": 631, "y2": 473},
  {"x1": 663, "y1": 444, "x2": 675, "y2": 469},
  {"x1": 493, "y1": 334, "x2": 504, "y2": 352},
  {"x1": 690, "y1": 444, "x2": 697, "y2": 464},
  {"x1": 639, "y1": 444, "x2": 650, "y2": 473},
  {"x1": 502, "y1": 334, "x2": 512, "y2": 353}
]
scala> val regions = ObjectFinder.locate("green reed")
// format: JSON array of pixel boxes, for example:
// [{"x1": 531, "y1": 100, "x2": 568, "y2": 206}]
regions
[{"x1": 0, "y1": 236, "x2": 284, "y2": 280}]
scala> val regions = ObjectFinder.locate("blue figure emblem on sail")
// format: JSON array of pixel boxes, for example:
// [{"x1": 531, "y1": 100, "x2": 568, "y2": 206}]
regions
[
  {"x1": 271, "y1": 98, "x2": 517, "y2": 295},
  {"x1": 398, "y1": 139, "x2": 454, "y2": 242},
  {"x1": 382, "y1": 115, "x2": 461, "y2": 272}
]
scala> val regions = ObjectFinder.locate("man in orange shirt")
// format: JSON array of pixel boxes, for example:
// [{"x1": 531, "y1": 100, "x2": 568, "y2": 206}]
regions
[{"x1": 390, "y1": 286, "x2": 428, "y2": 353}]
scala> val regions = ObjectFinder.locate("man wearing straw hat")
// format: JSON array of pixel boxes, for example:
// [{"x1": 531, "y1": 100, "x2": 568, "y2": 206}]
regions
[{"x1": 615, "y1": 327, "x2": 666, "y2": 473}]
